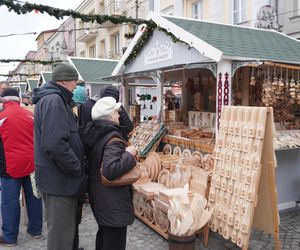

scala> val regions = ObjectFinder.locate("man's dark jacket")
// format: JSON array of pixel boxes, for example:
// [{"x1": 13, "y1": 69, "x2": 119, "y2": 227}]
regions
[
  {"x1": 79, "y1": 100, "x2": 133, "y2": 137},
  {"x1": 32, "y1": 81, "x2": 87, "y2": 197},
  {"x1": 83, "y1": 119, "x2": 136, "y2": 227}
]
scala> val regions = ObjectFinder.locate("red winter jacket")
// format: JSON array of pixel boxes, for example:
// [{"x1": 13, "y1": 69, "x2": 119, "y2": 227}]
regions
[{"x1": 0, "y1": 101, "x2": 34, "y2": 178}]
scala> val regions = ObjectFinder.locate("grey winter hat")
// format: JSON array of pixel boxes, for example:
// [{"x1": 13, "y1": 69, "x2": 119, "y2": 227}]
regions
[{"x1": 52, "y1": 62, "x2": 79, "y2": 82}]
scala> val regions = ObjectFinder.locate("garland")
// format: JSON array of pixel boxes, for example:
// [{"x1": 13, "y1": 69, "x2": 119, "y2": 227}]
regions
[
  {"x1": 0, "y1": 1, "x2": 191, "y2": 67},
  {"x1": 0, "y1": 0, "x2": 148, "y2": 26},
  {"x1": 124, "y1": 25, "x2": 191, "y2": 66},
  {"x1": 158, "y1": 27, "x2": 190, "y2": 47},
  {"x1": 5, "y1": 80, "x2": 29, "y2": 83},
  {"x1": 124, "y1": 26, "x2": 155, "y2": 66},
  {"x1": 124, "y1": 32, "x2": 136, "y2": 39},
  {"x1": 0, "y1": 73, "x2": 40, "y2": 77},
  {"x1": 0, "y1": 59, "x2": 62, "y2": 65}
]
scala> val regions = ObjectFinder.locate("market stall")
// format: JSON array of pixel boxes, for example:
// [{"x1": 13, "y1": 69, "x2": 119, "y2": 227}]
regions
[{"x1": 108, "y1": 12, "x2": 300, "y2": 212}]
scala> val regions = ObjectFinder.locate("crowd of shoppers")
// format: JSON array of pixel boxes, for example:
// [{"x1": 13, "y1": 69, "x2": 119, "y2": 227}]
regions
[{"x1": 0, "y1": 62, "x2": 136, "y2": 250}]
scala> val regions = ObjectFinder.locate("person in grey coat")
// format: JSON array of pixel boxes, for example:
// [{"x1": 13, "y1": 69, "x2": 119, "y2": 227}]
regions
[{"x1": 32, "y1": 62, "x2": 87, "y2": 250}]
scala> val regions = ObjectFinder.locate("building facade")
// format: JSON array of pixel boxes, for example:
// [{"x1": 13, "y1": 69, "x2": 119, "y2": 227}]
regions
[
  {"x1": 278, "y1": 0, "x2": 300, "y2": 39},
  {"x1": 8, "y1": 0, "x2": 299, "y2": 85}
]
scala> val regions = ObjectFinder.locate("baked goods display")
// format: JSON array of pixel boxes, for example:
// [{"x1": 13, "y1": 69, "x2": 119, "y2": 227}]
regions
[
  {"x1": 129, "y1": 121, "x2": 165, "y2": 157},
  {"x1": 208, "y1": 106, "x2": 268, "y2": 248}
]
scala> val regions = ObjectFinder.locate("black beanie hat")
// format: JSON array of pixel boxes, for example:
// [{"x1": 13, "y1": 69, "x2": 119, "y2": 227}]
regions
[
  {"x1": 99, "y1": 85, "x2": 120, "y2": 102},
  {"x1": 1, "y1": 87, "x2": 20, "y2": 101},
  {"x1": 52, "y1": 62, "x2": 79, "y2": 82}
]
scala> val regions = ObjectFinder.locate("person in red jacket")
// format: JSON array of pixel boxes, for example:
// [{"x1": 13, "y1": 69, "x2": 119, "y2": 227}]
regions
[{"x1": 0, "y1": 88, "x2": 42, "y2": 247}]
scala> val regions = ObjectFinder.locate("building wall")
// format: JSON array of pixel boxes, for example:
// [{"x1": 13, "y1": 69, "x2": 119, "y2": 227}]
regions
[
  {"x1": 69, "y1": 0, "x2": 292, "y2": 63},
  {"x1": 75, "y1": 0, "x2": 139, "y2": 60},
  {"x1": 278, "y1": 0, "x2": 300, "y2": 39},
  {"x1": 183, "y1": 0, "x2": 274, "y2": 27},
  {"x1": 76, "y1": 0, "x2": 96, "y2": 57},
  {"x1": 161, "y1": 0, "x2": 174, "y2": 15}
]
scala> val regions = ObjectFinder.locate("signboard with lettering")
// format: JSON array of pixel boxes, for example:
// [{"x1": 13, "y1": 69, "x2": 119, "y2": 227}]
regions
[{"x1": 144, "y1": 40, "x2": 173, "y2": 65}]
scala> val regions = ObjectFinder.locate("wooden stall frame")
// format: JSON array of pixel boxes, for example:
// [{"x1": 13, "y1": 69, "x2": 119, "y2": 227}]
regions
[{"x1": 249, "y1": 108, "x2": 280, "y2": 250}]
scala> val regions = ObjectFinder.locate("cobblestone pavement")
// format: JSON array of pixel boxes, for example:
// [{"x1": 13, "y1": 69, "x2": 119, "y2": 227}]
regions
[{"x1": 0, "y1": 202, "x2": 299, "y2": 250}]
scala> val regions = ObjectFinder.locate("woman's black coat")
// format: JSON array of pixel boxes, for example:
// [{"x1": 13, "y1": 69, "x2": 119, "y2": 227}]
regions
[{"x1": 83, "y1": 119, "x2": 136, "y2": 227}]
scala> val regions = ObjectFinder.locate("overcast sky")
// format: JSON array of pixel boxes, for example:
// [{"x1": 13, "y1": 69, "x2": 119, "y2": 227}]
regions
[{"x1": 0, "y1": 0, "x2": 83, "y2": 81}]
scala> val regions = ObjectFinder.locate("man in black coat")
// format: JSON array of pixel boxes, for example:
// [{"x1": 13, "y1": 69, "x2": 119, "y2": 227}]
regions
[
  {"x1": 78, "y1": 85, "x2": 134, "y2": 138},
  {"x1": 32, "y1": 62, "x2": 87, "y2": 250}
]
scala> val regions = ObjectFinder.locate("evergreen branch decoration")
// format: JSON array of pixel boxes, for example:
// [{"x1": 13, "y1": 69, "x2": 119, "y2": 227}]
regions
[
  {"x1": 124, "y1": 23, "x2": 191, "y2": 66},
  {"x1": 0, "y1": 1, "x2": 191, "y2": 68},
  {"x1": 0, "y1": 59, "x2": 62, "y2": 65},
  {"x1": 157, "y1": 27, "x2": 191, "y2": 48},
  {"x1": 124, "y1": 32, "x2": 136, "y2": 39},
  {"x1": 6, "y1": 80, "x2": 28, "y2": 83},
  {"x1": 124, "y1": 26, "x2": 155, "y2": 66},
  {"x1": 0, "y1": 0, "x2": 149, "y2": 26},
  {"x1": 0, "y1": 73, "x2": 40, "y2": 77}
]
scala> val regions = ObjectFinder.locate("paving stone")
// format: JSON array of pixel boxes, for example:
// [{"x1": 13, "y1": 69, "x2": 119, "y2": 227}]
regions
[{"x1": 1, "y1": 198, "x2": 299, "y2": 250}]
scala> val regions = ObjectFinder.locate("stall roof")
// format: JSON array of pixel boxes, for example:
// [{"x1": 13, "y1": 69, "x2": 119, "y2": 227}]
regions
[
  {"x1": 40, "y1": 71, "x2": 52, "y2": 85},
  {"x1": 162, "y1": 15, "x2": 300, "y2": 64},
  {"x1": 112, "y1": 12, "x2": 300, "y2": 76},
  {"x1": 18, "y1": 83, "x2": 26, "y2": 94},
  {"x1": 68, "y1": 57, "x2": 118, "y2": 84},
  {"x1": 26, "y1": 79, "x2": 38, "y2": 92}
]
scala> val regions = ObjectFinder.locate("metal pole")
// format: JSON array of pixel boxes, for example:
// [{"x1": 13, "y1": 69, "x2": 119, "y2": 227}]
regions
[
  {"x1": 74, "y1": 17, "x2": 76, "y2": 56},
  {"x1": 134, "y1": 0, "x2": 139, "y2": 32},
  {"x1": 135, "y1": 0, "x2": 139, "y2": 19},
  {"x1": 51, "y1": 48, "x2": 54, "y2": 70}
]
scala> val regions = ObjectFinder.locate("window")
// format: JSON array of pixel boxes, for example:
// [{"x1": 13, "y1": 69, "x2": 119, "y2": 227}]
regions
[
  {"x1": 294, "y1": 0, "x2": 300, "y2": 16},
  {"x1": 149, "y1": 0, "x2": 154, "y2": 11},
  {"x1": 108, "y1": 33, "x2": 121, "y2": 58},
  {"x1": 99, "y1": 40, "x2": 106, "y2": 58},
  {"x1": 80, "y1": 51, "x2": 85, "y2": 57},
  {"x1": 113, "y1": 32, "x2": 120, "y2": 53},
  {"x1": 89, "y1": 45, "x2": 96, "y2": 58},
  {"x1": 162, "y1": 5, "x2": 174, "y2": 15},
  {"x1": 78, "y1": 20, "x2": 84, "y2": 30},
  {"x1": 192, "y1": 1, "x2": 202, "y2": 20},
  {"x1": 233, "y1": 0, "x2": 246, "y2": 24}
]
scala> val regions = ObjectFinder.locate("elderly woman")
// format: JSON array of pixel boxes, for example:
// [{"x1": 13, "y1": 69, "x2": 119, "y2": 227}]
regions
[{"x1": 83, "y1": 96, "x2": 137, "y2": 250}]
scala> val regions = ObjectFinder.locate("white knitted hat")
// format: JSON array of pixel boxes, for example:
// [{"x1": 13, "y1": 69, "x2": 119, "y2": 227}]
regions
[{"x1": 91, "y1": 96, "x2": 121, "y2": 120}]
